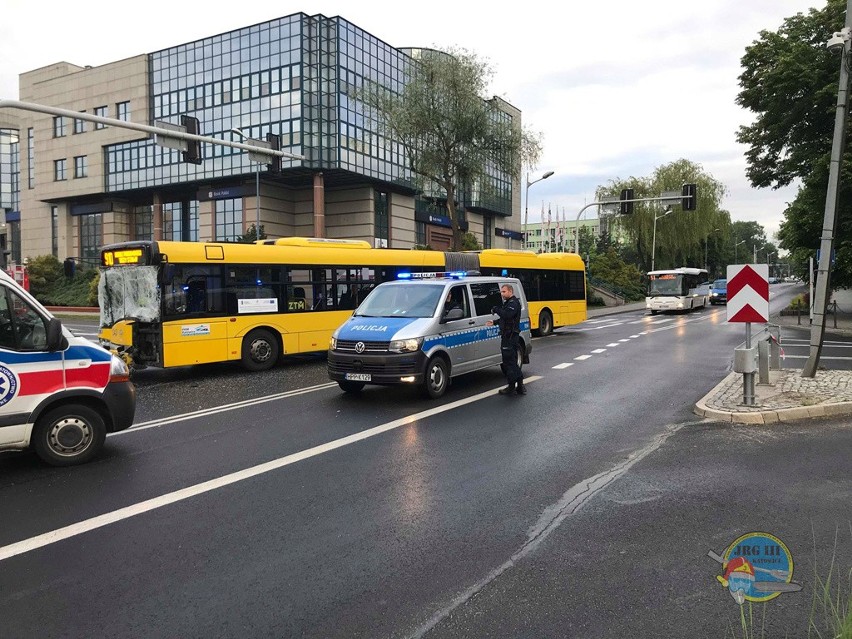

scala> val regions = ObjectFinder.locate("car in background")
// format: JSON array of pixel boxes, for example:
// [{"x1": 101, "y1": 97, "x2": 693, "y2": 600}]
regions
[{"x1": 709, "y1": 278, "x2": 727, "y2": 305}]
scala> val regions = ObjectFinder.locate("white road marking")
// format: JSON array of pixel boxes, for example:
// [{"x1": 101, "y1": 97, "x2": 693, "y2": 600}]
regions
[
  {"x1": 606, "y1": 343, "x2": 620, "y2": 347},
  {"x1": 0, "y1": 376, "x2": 543, "y2": 563},
  {"x1": 591, "y1": 349, "x2": 607, "y2": 354},
  {"x1": 552, "y1": 363, "x2": 573, "y2": 370},
  {"x1": 780, "y1": 355, "x2": 852, "y2": 361},
  {"x1": 112, "y1": 382, "x2": 339, "y2": 436},
  {"x1": 619, "y1": 339, "x2": 630, "y2": 343},
  {"x1": 630, "y1": 335, "x2": 640, "y2": 338},
  {"x1": 574, "y1": 355, "x2": 592, "y2": 361},
  {"x1": 574, "y1": 322, "x2": 625, "y2": 332}
]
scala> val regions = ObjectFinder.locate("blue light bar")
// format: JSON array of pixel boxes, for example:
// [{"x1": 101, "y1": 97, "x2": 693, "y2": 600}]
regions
[{"x1": 397, "y1": 272, "x2": 412, "y2": 279}]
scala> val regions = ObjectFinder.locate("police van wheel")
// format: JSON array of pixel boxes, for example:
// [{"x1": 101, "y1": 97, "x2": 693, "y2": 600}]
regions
[
  {"x1": 537, "y1": 310, "x2": 553, "y2": 337},
  {"x1": 32, "y1": 404, "x2": 106, "y2": 467},
  {"x1": 241, "y1": 329, "x2": 280, "y2": 371},
  {"x1": 338, "y1": 381, "x2": 365, "y2": 393},
  {"x1": 423, "y1": 357, "x2": 449, "y2": 399}
]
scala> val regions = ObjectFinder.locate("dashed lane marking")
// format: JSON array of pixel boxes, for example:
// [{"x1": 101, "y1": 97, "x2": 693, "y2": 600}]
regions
[
  {"x1": 574, "y1": 355, "x2": 592, "y2": 361},
  {"x1": 591, "y1": 349, "x2": 607, "y2": 354},
  {"x1": 552, "y1": 363, "x2": 573, "y2": 370}
]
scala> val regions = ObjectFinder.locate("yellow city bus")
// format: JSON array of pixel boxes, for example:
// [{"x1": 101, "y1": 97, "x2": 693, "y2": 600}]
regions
[{"x1": 98, "y1": 238, "x2": 586, "y2": 370}]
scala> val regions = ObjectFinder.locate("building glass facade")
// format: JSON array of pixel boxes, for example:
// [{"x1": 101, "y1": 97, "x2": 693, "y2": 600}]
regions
[
  {"x1": 102, "y1": 13, "x2": 510, "y2": 218},
  {"x1": 0, "y1": 129, "x2": 19, "y2": 211}
]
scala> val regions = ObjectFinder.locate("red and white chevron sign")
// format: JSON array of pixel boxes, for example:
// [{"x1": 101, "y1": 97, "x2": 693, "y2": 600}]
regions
[{"x1": 727, "y1": 264, "x2": 769, "y2": 323}]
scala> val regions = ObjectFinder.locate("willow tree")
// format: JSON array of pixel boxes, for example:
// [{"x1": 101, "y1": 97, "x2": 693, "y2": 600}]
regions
[
  {"x1": 358, "y1": 47, "x2": 541, "y2": 250},
  {"x1": 596, "y1": 159, "x2": 729, "y2": 272}
]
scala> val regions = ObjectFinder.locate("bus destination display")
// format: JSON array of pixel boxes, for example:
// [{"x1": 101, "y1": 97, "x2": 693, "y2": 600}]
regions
[{"x1": 103, "y1": 248, "x2": 146, "y2": 267}]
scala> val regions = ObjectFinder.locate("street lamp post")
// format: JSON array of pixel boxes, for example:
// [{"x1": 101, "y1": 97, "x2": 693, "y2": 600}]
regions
[
  {"x1": 767, "y1": 251, "x2": 775, "y2": 279},
  {"x1": 651, "y1": 207, "x2": 671, "y2": 272},
  {"x1": 230, "y1": 128, "x2": 261, "y2": 240},
  {"x1": 734, "y1": 240, "x2": 746, "y2": 264},
  {"x1": 524, "y1": 171, "x2": 554, "y2": 250}
]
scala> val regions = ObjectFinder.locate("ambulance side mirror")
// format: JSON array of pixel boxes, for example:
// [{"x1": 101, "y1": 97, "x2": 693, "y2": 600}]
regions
[{"x1": 46, "y1": 318, "x2": 68, "y2": 352}]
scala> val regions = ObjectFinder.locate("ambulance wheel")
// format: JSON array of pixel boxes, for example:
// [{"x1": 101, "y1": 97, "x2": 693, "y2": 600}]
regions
[
  {"x1": 32, "y1": 404, "x2": 106, "y2": 467},
  {"x1": 338, "y1": 381, "x2": 365, "y2": 393},
  {"x1": 241, "y1": 329, "x2": 279, "y2": 371},
  {"x1": 537, "y1": 310, "x2": 553, "y2": 337},
  {"x1": 423, "y1": 356, "x2": 449, "y2": 399}
]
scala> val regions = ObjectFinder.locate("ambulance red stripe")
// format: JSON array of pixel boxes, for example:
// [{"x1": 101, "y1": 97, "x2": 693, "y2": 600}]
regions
[{"x1": 18, "y1": 370, "x2": 65, "y2": 396}]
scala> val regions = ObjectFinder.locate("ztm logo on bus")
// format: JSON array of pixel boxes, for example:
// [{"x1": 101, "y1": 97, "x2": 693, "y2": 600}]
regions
[{"x1": 0, "y1": 364, "x2": 19, "y2": 408}]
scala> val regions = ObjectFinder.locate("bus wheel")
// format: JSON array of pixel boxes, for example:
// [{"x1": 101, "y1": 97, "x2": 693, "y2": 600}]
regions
[
  {"x1": 538, "y1": 310, "x2": 553, "y2": 336},
  {"x1": 650, "y1": 310, "x2": 658, "y2": 316},
  {"x1": 242, "y1": 329, "x2": 280, "y2": 371},
  {"x1": 32, "y1": 404, "x2": 106, "y2": 466},
  {"x1": 338, "y1": 381, "x2": 365, "y2": 393},
  {"x1": 423, "y1": 356, "x2": 449, "y2": 399}
]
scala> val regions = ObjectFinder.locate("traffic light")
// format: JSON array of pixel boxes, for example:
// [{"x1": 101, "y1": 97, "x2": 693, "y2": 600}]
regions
[
  {"x1": 266, "y1": 132, "x2": 281, "y2": 172},
  {"x1": 682, "y1": 183, "x2": 697, "y2": 211},
  {"x1": 620, "y1": 188, "x2": 634, "y2": 214},
  {"x1": 181, "y1": 115, "x2": 202, "y2": 165}
]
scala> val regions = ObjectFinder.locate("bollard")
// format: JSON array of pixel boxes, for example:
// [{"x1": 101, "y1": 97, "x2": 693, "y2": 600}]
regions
[
  {"x1": 769, "y1": 332, "x2": 781, "y2": 370},
  {"x1": 758, "y1": 340, "x2": 770, "y2": 384}
]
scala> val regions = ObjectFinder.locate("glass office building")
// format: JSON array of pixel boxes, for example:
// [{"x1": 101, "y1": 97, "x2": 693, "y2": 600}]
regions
[{"x1": 17, "y1": 13, "x2": 522, "y2": 262}]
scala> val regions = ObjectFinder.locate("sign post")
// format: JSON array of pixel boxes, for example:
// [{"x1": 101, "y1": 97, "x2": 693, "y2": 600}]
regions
[{"x1": 727, "y1": 264, "x2": 770, "y2": 405}]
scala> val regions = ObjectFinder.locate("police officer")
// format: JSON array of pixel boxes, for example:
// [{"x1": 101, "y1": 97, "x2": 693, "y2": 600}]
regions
[{"x1": 488, "y1": 283, "x2": 525, "y2": 395}]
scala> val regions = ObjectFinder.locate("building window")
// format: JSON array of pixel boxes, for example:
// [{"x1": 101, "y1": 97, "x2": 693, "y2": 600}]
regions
[
  {"x1": 483, "y1": 215, "x2": 492, "y2": 249},
  {"x1": 74, "y1": 155, "x2": 87, "y2": 178},
  {"x1": 162, "y1": 202, "x2": 182, "y2": 241},
  {"x1": 54, "y1": 159, "x2": 67, "y2": 181},
  {"x1": 133, "y1": 205, "x2": 153, "y2": 241},
  {"x1": 415, "y1": 221, "x2": 426, "y2": 247},
  {"x1": 94, "y1": 106, "x2": 107, "y2": 129},
  {"x1": 10, "y1": 221, "x2": 21, "y2": 264},
  {"x1": 50, "y1": 206, "x2": 59, "y2": 257},
  {"x1": 27, "y1": 128, "x2": 34, "y2": 189},
  {"x1": 80, "y1": 214, "x2": 102, "y2": 265},
  {"x1": 374, "y1": 190, "x2": 388, "y2": 247},
  {"x1": 53, "y1": 117, "x2": 66, "y2": 138},
  {"x1": 74, "y1": 113, "x2": 86, "y2": 134},
  {"x1": 116, "y1": 101, "x2": 130, "y2": 122},
  {"x1": 215, "y1": 198, "x2": 242, "y2": 242}
]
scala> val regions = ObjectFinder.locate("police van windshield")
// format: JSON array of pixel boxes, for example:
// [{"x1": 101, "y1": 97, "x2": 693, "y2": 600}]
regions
[{"x1": 354, "y1": 283, "x2": 445, "y2": 318}]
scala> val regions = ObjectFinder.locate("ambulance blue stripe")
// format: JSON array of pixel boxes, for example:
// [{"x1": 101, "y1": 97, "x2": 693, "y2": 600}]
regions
[{"x1": 0, "y1": 344, "x2": 111, "y2": 364}]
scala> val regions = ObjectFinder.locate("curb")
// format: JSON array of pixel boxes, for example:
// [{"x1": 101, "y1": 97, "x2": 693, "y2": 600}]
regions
[
  {"x1": 694, "y1": 371, "x2": 852, "y2": 424},
  {"x1": 45, "y1": 306, "x2": 99, "y2": 313}
]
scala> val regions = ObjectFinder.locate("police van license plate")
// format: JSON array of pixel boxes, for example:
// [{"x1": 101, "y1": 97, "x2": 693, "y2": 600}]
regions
[{"x1": 345, "y1": 373, "x2": 371, "y2": 381}]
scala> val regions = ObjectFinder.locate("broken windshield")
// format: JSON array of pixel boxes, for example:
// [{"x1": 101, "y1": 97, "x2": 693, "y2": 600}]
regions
[{"x1": 98, "y1": 266, "x2": 161, "y2": 327}]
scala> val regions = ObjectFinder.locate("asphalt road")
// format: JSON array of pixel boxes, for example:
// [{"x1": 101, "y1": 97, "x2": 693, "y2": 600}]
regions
[{"x1": 1, "y1": 287, "x2": 850, "y2": 638}]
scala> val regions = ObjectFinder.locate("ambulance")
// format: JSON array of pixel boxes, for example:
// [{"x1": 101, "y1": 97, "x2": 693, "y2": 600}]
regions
[{"x1": 0, "y1": 270, "x2": 135, "y2": 466}]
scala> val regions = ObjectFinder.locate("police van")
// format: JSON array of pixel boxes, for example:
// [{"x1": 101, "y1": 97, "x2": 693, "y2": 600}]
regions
[
  {"x1": 0, "y1": 269, "x2": 136, "y2": 466},
  {"x1": 327, "y1": 273, "x2": 532, "y2": 398}
]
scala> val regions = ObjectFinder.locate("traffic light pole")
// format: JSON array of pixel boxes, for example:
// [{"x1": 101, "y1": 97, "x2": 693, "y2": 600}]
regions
[
  {"x1": 0, "y1": 99, "x2": 304, "y2": 161},
  {"x1": 572, "y1": 192, "x2": 694, "y2": 255}
]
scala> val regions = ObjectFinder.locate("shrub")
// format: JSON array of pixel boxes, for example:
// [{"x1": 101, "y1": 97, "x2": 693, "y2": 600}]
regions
[{"x1": 26, "y1": 255, "x2": 63, "y2": 300}]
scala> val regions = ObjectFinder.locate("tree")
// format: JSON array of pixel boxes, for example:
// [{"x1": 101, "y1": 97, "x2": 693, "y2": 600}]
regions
[
  {"x1": 358, "y1": 47, "x2": 541, "y2": 250},
  {"x1": 736, "y1": 0, "x2": 846, "y2": 189},
  {"x1": 596, "y1": 159, "x2": 729, "y2": 272},
  {"x1": 238, "y1": 224, "x2": 266, "y2": 243},
  {"x1": 738, "y1": 0, "x2": 852, "y2": 287}
]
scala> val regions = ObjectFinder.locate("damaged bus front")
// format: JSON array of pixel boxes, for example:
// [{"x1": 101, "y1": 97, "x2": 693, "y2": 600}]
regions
[{"x1": 98, "y1": 243, "x2": 162, "y2": 368}]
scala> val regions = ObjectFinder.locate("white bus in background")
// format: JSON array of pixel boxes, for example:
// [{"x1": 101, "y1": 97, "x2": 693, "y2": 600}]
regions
[{"x1": 646, "y1": 267, "x2": 709, "y2": 315}]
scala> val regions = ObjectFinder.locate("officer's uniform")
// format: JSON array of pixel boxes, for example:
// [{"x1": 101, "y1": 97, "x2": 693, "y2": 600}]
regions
[{"x1": 492, "y1": 294, "x2": 525, "y2": 395}]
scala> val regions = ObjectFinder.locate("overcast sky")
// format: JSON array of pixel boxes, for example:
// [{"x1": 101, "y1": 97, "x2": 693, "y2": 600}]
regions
[{"x1": 0, "y1": 0, "x2": 828, "y2": 241}]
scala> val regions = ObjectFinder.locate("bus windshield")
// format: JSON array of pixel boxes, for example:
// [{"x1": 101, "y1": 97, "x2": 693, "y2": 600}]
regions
[
  {"x1": 354, "y1": 283, "x2": 445, "y2": 318},
  {"x1": 98, "y1": 266, "x2": 161, "y2": 326},
  {"x1": 648, "y1": 274, "x2": 684, "y2": 297}
]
